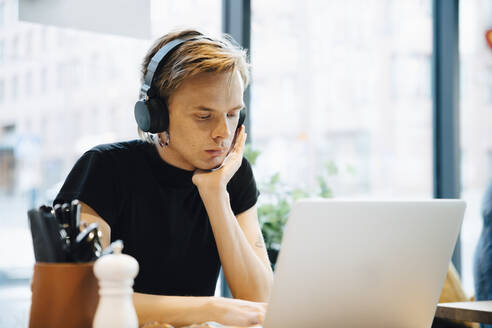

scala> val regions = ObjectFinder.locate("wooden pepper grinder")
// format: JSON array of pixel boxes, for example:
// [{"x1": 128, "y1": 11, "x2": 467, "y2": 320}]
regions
[{"x1": 93, "y1": 240, "x2": 139, "y2": 328}]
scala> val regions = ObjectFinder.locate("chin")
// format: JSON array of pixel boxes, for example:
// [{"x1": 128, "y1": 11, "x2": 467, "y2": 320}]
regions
[
  {"x1": 196, "y1": 164, "x2": 217, "y2": 171},
  {"x1": 196, "y1": 156, "x2": 225, "y2": 171}
]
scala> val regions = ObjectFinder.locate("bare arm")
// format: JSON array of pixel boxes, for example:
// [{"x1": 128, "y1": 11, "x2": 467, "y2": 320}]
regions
[
  {"x1": 198, "y1": 193, "x2": 273, "y2": 302},
  {"x1": 79, "y1": 201, "x2": 266, "y2": 327},
  {"x1": 192, "y1": 127, "x2": 274, "y2": 302},
  {"x1": 133, "y1": 293, "x2": 266, "y2": 327}
]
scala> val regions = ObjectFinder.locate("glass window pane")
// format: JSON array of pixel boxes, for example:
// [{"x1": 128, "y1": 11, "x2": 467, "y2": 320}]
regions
[
  {"x1": 0, "y1": 2, "x2": 4, "y2": 27},
  {"x1": 0, "y1": 39, "x2": 4, "y2": 64},
  {"x1": 0, "y1": 79, "x2": 4, "y2": 102},
  {"x1": 251, "y1": 0, "x2": 432, "y2": 202}
]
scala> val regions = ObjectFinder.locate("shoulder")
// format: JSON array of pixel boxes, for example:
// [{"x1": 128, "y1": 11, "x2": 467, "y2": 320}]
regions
[
  {"x1": 227, "y1": 156, "x2": 259, "y2": 215},
  {"x1": 83, "y1": 139, "x2": 152, "y2": 162},
  {"x1": 88, "y1": 139, "x2": 150, "y2": 155},
  {"x1": 228, "y1": 156, "x2": 256, "y2": 189},
  {"x1": 233, "y1": 157, "x2": 254, "y2": 180}
]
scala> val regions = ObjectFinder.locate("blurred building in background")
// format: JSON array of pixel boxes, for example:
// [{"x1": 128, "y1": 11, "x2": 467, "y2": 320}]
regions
[{"x1": 0, "y1": 0, "x2": 220, "y2": 325}]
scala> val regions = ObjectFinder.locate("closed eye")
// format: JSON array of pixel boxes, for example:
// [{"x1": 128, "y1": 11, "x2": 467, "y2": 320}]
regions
[{"x1": 196, "y1": 114, "x2": 211, "y2": 120}]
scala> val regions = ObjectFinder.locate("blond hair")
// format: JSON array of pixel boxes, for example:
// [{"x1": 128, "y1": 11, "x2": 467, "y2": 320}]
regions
[{"x1": 138, "y1": 29, "x2": 250, "y2": 142}]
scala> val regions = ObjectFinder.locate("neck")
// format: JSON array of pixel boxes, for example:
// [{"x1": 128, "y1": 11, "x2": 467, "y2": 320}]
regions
[{"x1": 154, "y1": 143, "x2": 195, "y2": 171}]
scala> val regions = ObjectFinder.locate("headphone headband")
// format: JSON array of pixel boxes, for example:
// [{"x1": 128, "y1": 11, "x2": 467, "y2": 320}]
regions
[
  {"x1": 140, "y1": 36, "x2": 215, "y2": 99},
  {"x1": 140, "y1": 38, "x2": 187, "y2": 99}
]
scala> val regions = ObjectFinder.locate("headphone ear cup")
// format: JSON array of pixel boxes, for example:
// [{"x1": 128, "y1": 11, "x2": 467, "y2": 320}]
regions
[
  {"x1": 134, "y1": 98, "x2": 169, "y2": 133},
  {"x1": 237, "y1": 110, "x2": 246, "y2": 129},
  {"x1": 134, "y1": 100, "x2": 152, "y2": 132},
  {"x1": 147, "y1": 98, "x2": 169, "y2": 133}
]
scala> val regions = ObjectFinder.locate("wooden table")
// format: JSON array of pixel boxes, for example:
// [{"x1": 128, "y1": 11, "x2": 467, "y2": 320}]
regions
[
  {"x1": 435, "y1": 301, "x2": 492, "y2": 324},
  {"x1": 140, "y1": 323, "x2": 261, "y2": 328}
]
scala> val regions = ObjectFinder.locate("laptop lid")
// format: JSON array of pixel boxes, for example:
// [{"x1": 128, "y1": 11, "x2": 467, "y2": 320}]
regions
[{"x1": 263, "y1": 199, "x2": 465, "y2": 328}]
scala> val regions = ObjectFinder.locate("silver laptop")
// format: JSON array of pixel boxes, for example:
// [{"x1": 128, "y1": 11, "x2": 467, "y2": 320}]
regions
[{"x1": 262, "y1": 199, "x2": 466, "y2": 328}]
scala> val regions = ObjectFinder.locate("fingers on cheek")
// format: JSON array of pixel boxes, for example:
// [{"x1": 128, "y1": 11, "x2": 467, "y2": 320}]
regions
[{"x1": 239, "y1": 132, "x2": 247, "y2": 147}]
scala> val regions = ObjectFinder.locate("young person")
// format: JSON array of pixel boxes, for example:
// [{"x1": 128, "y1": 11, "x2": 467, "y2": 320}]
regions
[{"x1": 54, "y1": 29, "x2": 273, "y2": 327}]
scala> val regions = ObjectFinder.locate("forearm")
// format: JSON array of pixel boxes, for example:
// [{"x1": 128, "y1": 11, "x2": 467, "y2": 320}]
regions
[
  {"x1": 200, "y1": 189, "x2": 273, "y2": 302},
  {"x1": 133, "y1": 293, "x2": 267, "y2": 327},
  {"x1": 133, "y1": 292, "x2": 210, "y2": 327}
]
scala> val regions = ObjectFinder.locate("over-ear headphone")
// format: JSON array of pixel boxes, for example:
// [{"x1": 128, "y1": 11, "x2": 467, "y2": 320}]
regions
[{"x1": 134, "y1": 38, "x2": 246, "y2": 134}]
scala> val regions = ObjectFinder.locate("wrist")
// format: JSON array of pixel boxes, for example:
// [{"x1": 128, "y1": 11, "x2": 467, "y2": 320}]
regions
[
  {"x1": 198, "y1": 184, "x2": 229, "y2": 201},
  {"x1": 201, "y1": 296, "x2": 221, "y2": 319},
  {"x1": 182, "y1": 296, "x2": 218, "y2": 325},
  {"x1": 197, "y1": 178, "x2": 227, "y2": 190}
]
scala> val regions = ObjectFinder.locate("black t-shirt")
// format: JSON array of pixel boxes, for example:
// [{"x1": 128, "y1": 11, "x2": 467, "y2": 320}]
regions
[{"x1": 54, "y1": 139, "x2": 259, "y2": 296}]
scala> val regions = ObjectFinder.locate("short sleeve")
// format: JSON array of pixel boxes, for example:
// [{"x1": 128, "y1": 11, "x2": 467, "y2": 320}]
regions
[
  {"x1": 227, "y1": 157, "x2": 260, "y2": 215},
  {"x1": 53, "y1": 150, "x2": 122, "y2": 227}
]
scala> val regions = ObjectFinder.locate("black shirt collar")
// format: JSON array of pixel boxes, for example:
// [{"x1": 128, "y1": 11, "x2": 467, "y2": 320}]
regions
[{"x1": 142, "y1": 141, "x2": 195, "y2": 188}]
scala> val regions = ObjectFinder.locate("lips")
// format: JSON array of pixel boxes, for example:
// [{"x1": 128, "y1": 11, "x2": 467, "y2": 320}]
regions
[{"x1": 205, "y1": 149, "x2": 226, "y2": 157}]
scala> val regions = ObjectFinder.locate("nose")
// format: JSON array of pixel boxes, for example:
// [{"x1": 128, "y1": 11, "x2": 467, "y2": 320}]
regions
[{"x1": 211, "y1": 115, "x2": 231, "y2": 141}]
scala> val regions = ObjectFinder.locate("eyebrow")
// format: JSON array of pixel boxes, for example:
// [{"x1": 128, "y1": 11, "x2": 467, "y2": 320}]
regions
[{"x1": 193, "y1": 105, "x2": 245, "y2": 112}]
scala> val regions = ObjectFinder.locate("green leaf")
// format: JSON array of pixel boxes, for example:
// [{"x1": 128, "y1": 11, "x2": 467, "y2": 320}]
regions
[
  {"x1": 325, "y1": 160, "x2": 338, "y2": 176},
  {"x1": 346, "y1": 164, "x2": 357, "y2": 176}
]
